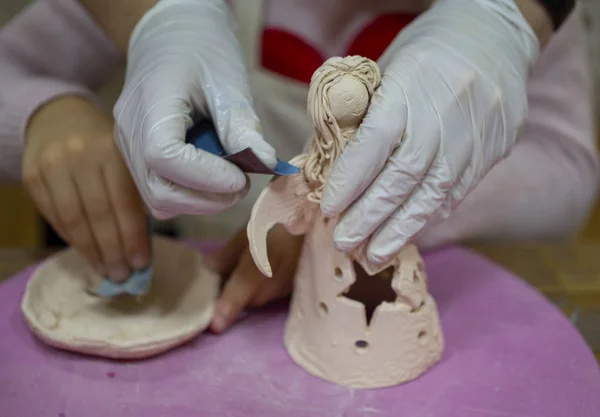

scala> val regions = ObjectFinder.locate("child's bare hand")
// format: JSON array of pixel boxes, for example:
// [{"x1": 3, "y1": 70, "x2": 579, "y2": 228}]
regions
[
  {"x1": 206, "y1": 225, "x2": 303, "y2": 333},
  {"x1": 22, "y1": 96, "x2": 150, "y2": 281}
]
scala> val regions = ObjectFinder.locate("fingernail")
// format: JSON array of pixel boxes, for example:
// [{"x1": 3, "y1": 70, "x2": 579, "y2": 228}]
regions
[
  {"x1": 211, "y1": 314, "x2": 227, "y2": 333},
  {"x1": 212, "y1": 303, "x2": 232, "y2": 333},
  {"x1": 131, "y1": 254, "x2": 150, "y2": 270},
  {"x1": 109, "y1": 265, "x2": 130, "y2": 282}
]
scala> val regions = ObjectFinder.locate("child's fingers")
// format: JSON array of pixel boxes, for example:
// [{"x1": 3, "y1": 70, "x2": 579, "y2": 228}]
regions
[
  {"x1": 22, "y1": 165, "x2": 70, "y2": 243},
  {"x1": 210, "y1": 250, "x2": 264, "y2": 333},
  {"x1": 41, "y1": 158, "x2": 105, "y2": 275},
  {"x1": 74, "y1": 164, "x2": 130, "y2": 282},
  {"x1": 205, "y1": 227, "x2": 248, "y2": 275},
  {"x1": 103, "y1": 158, "x2": 151, "y2": 270}
]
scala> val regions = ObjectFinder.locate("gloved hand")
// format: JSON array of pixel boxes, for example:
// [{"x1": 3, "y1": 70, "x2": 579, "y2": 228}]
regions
[
  {"x1": 22, "y1": 96, "x2": 150, "y2": 281},
  {"x1": 321, "y1": 0, "x2": 540, "y2": 264},
  {"x1": 114, "y1": 0, "x2": 277, "y2": 219}
]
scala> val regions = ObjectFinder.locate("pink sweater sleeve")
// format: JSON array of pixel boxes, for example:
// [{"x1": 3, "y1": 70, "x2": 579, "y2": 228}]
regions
[
  {"x1": 417, "y1": 8, "x2": 600, "y2": 248},
  {"x1": 0, "y1": 0, "x2": 123, "y2": 182}
]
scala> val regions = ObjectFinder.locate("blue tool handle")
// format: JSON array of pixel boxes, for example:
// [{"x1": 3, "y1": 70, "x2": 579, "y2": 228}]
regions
[{"x1": 185, "y1": 120, "x2": 300, "y2": 176}]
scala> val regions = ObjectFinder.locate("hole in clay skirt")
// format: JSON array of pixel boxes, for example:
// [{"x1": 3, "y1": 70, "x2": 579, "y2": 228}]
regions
[
  {"x1": 334, "y1": 267, "x2": 343, "y2": 279},
  {"x1": 319, "y1": 302, "x2": 328, "y2": 315},
  {"x1": 343, "y1": 263, "x2": 396, "y2": 327},
  {"x1": 418, "y1": 330, "x2": 427, "y2": 340},
  {"x1": 355, "y1": 340, "x2": 369, "y2": 350},
  {"x1": 413, "y1": 270, "x2": 419, "y2": 283}
]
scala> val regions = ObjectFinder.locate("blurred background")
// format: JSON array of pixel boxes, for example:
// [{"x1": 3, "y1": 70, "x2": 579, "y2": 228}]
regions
[
  {"x1": 2, "y1": 0, "x2": 600, "y2": 247},
  {"x1": 0, "y1": 1, "x2": 599, "y2": 360}
]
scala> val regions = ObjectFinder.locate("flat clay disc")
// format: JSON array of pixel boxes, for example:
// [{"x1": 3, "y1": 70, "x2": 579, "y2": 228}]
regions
[{"x1": 20, "y1": 236, "x2": 219, "y2": 359}]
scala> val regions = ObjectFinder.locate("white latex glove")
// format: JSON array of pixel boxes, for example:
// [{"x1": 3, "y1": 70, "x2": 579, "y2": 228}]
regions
[
  {"x1": 114, "y1": 0, "x2": 277, "y2": 219},
  {"x1": 321, "y1": 0, "x2": 540, "y2": 264}
]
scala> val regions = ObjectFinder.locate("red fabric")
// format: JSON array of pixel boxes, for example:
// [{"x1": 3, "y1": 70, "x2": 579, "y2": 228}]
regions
[
  {"x1": 345, "y1": 14, "x2": 416, "y2": 61},
  {"x1": 260, "y1": 13, "x2": 417, "y2": 84},
  {"x1": 261, "y1": 28, "x2": 324, "y2": 85}
]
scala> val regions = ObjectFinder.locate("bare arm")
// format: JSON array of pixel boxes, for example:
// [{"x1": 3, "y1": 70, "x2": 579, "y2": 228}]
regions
[
  {"x1": 516, "y1": 0, "x2": 554, "y2": 47},
  {"x1": 77, "y1": 0, "x2": 159, "y2": 53}
]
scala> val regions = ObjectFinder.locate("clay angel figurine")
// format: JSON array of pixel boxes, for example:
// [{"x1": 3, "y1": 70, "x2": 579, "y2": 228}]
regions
[{"x1": 247, "y1": 56, "x2": 443, "y2": 389}]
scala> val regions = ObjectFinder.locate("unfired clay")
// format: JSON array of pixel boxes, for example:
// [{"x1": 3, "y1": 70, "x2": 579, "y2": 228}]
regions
[
  {"x1": 247, "y1": 56, "x2": 444, "y2": 388},
  {"x1": 21, "y1": 236, "x2": 219, "y2": 359}
]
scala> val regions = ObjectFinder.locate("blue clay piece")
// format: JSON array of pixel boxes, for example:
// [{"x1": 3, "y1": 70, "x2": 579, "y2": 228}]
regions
[{"x1": 93, "y1": 266, "x2": 153, "y2": 297}]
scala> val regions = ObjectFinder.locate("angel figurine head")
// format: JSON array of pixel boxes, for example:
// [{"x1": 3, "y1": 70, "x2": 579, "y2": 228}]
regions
[{"x1": 304, "y1": 56, "x2": 381, "y2": 203}]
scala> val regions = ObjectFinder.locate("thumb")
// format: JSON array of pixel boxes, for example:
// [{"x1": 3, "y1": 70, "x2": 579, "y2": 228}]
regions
[{"x1": 213, "y1": 100, "x2": 278, "y2": 170}]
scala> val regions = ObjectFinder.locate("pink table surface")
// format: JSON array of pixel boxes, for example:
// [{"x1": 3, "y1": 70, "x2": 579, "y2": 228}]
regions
[{"x1": 1, "y1": 243, "x2": 599, "y2": 417}]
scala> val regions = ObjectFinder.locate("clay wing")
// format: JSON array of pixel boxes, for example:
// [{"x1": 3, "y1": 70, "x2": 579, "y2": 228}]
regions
[{"x1": 247, "y1": 156, "x2": 314, "y2": 277}]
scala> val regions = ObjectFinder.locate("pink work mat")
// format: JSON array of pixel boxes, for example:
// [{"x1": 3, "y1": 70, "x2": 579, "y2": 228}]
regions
[{"x1": 1, "y1": 243, "x2": 599, "y2": 417}]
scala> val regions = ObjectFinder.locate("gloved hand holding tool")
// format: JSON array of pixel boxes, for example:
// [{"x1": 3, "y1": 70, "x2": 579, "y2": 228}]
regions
[{"x1": 114, "y1": 0, "x2": 279, "y2": 220}]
